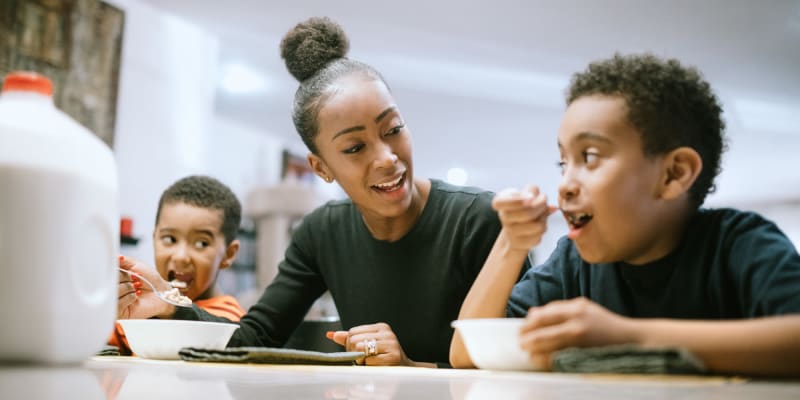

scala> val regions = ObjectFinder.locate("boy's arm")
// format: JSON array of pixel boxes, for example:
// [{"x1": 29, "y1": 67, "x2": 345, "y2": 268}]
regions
[
  {"x1": 633, "y1": 315, "x2": 800, "y2": 377},
  {"x1": 450, "y1": 186, "x2": 553, "y2": 368},
  {"x1": 450, "y1": 231, "x2": 531, "y2": 368},
  {"x1": 521, "y1": 298, "x2": 800, "y2": 377}
]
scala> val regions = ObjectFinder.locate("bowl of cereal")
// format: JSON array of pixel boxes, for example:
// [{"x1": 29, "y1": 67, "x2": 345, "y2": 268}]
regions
[
  {"x1": 451, "y1": 318, "x2": 545, "y2": 371},
  {"x1": 118, "y1": 319, "x2": 239, "y2": 360}
]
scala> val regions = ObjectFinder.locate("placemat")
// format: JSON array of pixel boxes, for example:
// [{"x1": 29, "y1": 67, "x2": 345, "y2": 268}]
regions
[
  {"x1": 551, "y1": 345, "x2": 706, "y2": 374},
  {"x1": 178, "y1": 347, "x2": 364, "y2": 365}
]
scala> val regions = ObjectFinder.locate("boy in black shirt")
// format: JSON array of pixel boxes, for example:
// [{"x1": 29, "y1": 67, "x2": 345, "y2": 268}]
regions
[{"x1": 451, "y1": 53, "x2": 800, "y2": 377}]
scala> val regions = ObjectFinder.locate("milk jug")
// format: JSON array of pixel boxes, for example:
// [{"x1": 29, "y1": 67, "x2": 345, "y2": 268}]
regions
[{"x1": 0, "y1": 71, "x2": 118, "y2": 363}]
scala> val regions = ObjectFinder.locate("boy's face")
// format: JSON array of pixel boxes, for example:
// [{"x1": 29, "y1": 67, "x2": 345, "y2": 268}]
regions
[
  {"x1": 153, "y1": 202, "x2": 234, "y2": 300},
  {"x1": 557, "y1": 95, "x2": 675, "y2": 265}
]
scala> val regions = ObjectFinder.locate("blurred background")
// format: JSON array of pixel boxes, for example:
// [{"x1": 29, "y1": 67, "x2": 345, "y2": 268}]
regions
[{"x1": 4, "y1": 0, "x2": 798, "y2": 304}]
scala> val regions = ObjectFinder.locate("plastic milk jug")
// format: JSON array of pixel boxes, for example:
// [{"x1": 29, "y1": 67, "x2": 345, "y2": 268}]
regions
[{"x1": 0, "y1": 71, "x2": 118, "y2": 363}]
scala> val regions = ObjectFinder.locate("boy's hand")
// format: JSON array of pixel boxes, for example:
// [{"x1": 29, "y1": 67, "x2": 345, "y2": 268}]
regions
[
  {"x1": 327, "y1": 322, "x2": 418, "y2": 366},
  {"x1": 493, "y1": 185, "x2": 556, "y2": 253},
  {"x1": 519, "y1": 297, "x2": 636, "y2": 367},
  {"x1": 117, "y1": 255, "x2": 175, "y2": 320}
]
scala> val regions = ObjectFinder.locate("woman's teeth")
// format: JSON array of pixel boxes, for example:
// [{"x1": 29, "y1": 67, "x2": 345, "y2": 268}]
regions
[{"x1": 374, "y1": 175, "x2": 403, "y2": 190}]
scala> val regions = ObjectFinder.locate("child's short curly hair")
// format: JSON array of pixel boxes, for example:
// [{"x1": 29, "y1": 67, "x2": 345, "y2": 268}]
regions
[
  {"x1": 567, "y1": 53, "x2": 727, "y2": 208},
  {"x1": 156, "y1": 175, "x2": 241, "y2": 244}
]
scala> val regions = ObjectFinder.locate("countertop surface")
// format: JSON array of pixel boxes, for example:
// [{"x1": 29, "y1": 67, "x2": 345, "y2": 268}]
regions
[{"x1": 2, "y1": 356, "x2": 799, "y2": 399}]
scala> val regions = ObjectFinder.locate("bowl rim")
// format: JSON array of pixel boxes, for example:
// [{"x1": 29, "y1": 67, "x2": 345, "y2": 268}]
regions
[
  {"x1": 451, "y1": 318, "x2": 525, "y2": 328},
  {"x1": 118, "y1": 319, "x2": 239, "y2": 329}
]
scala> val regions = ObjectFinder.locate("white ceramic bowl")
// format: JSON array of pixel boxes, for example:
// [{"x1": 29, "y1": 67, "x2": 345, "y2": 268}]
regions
[
  {"x1": 118, "y1": 320, "x2": 239, "y2": 360},
  {"x1": 452, "y1": 318, "x2": 544, "y2": 371}
]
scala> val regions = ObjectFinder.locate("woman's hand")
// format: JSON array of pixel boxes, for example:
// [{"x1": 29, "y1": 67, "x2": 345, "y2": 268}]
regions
[
  {"x1": 492, "y1": 186, "x2": 556, "y2": 254},
  {"x1": 117, "y1": 255, "x2": 176, "y2": 320},
  {"x1": 519, "y1": 297, "x2": 636, "y2": 367},
  {"x1": 328, "y1": 323, "x2": 425, "y2": 367}
]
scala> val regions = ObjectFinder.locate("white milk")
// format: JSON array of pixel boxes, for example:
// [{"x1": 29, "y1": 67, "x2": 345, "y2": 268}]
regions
[{"x1": 0, "y1": 72, "x2": 118, "y2": 363}]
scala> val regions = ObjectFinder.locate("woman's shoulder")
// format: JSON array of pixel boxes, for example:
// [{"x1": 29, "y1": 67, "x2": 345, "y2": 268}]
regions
[{"x1": 428, "y1": 179, "x2": 494, "y2": 209}]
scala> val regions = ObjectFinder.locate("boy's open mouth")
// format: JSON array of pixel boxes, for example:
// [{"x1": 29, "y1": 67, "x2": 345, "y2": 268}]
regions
[
  {"x1": 565, "y1": 212, "x2": 593, "y2": 229},
  {"x1": 167, "y1": 270, "x2": 192, "y2": 290}
]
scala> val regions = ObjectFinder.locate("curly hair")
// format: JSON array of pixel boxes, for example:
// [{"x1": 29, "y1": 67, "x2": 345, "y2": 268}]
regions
[
  {"x1": 280, "y1": 17, "x2": 388, "y2": 154},
  {"x1": 156, "y1": 175, "x2": 242, "y2": 244},
  {"x1": 567, "y1": 53, "x2": 726, "y2": 208}
]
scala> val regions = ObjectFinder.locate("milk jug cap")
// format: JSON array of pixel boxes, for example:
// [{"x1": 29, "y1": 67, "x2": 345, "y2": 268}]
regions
[{"x1": 2, "y1": 71, "x2": 53, "y2": 96}]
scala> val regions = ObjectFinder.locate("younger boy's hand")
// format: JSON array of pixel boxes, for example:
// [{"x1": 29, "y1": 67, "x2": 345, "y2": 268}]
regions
[
  {"x1": 493, "y1": 185, "x2": 556, "y2": 253},
  {"x1": 117, "y1": 255, "x2": 175, "y2": 320},
  {"x1": 519, "y1": 297, "x2": 636, "y2": 368},
  {"x1": 327, "y1": 322, "x2": 416, "y2": 366}
]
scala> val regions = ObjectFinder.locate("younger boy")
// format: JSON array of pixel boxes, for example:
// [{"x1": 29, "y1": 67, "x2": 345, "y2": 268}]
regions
[
  {"x1": 112, "y1": 175, "x2": 245, "y2": 354},
  {"x1": 450, "y1": 54, "x2": 800, "y2": 376}
]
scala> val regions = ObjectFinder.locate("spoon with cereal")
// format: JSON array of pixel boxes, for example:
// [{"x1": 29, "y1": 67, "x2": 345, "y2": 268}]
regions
[{"x1": 119, "y1": 268, "x2": 193, "y2": 308}]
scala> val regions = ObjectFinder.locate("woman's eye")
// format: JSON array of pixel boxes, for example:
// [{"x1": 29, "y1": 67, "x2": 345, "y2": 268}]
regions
[
  {"x1": 385, "y1": 124, "x2": 404, "y2": 136},
  {"x1": 343, "y1": 144, "x2": 364, "y2": 154}
]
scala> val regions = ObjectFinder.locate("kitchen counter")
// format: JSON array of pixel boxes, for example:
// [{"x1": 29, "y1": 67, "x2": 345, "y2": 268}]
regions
[{"x1": 2, "y1": 356, "x2": 798, "y2": 399}]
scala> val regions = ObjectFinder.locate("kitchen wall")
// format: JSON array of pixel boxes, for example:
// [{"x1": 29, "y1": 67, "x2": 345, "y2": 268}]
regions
[{"x1": 107, "y1": 0, "x2": 286, "y2": 263}]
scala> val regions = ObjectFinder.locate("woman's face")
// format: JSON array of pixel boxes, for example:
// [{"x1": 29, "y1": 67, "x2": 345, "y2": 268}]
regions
[{"x1": 309, "y1": 75, "x2": 414, "y2": 219}]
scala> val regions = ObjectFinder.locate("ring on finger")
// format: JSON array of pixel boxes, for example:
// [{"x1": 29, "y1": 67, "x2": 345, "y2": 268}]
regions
[{"x1": 363, "y1": 338, "x2": 378, "y2": 357}]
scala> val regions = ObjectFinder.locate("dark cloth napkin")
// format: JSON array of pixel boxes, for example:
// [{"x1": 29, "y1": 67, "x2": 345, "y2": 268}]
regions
[
  {"x1": 95, "y1": 345, "x2": 121, "y2": 356},
  {"x1": 551, "y1": 345, "x2": 706, "y2": 374},
  {"x1": 178, "y1": 347, "x2": 364, "y2": 365}
]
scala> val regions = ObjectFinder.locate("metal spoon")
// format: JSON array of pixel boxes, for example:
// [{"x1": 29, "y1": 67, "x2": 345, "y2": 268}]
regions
[{"x1": 119, "y1": 268, "x2": 193, "y2": 308}]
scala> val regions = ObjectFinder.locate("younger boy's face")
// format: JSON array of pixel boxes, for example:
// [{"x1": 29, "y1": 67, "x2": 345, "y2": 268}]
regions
[
  {"x1": 153, "y1": 202, "x2": 233, "y2": 300},
  {"x1": 557, "y1": 95, "x2": 675, "y2": 265}
]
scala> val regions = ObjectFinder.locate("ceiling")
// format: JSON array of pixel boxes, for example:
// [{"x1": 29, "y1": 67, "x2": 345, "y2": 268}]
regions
[{"x1": 138, "y1": 0, "x2": 800, "y2": 205}]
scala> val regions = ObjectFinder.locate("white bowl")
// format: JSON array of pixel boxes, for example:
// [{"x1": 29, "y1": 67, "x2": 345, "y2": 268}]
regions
[
  {"x1": 452, "y1": 318, "x2": 544, "y2": 371},
  {"x1": 118, "y1": 320, "x2": 239, "y2": 360}
]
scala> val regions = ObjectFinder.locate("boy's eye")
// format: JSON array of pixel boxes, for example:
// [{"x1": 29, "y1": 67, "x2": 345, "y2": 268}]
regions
[
  {"x1": 556, "y1": 160, "x2": 566, "y2": 174},
  {"x1": 160, "y1": 236, "x2": 176, "y2": 245},
  {"x1": 342, "y1": 143, "x2": 364, "y2": 154},
  {"x1": 583, "y1": 151, "x2": 599, "y2": 165},
  {"x1": 194, "y1": 240, "x2": 209, "y2": 249}
]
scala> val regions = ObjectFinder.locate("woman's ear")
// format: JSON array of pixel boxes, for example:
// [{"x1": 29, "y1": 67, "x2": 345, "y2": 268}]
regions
[
  {"x1": 220, "y1": 239, "x2": 240, "y2": 270},
  {"x1": 308, "y1": 153, "x2": 334, "y2": 183},
  {"x1": 660, "y1": 147, "x2": 702, "y2": 200}
]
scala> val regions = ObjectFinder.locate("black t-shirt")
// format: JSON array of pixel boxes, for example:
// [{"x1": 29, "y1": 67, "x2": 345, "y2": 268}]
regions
[
  {"x1": 508, "y1": 208, "x2": 800, "y2": 319},
  {"x1": 177, "y1": 179, "x2": 512, "y2": 364}
]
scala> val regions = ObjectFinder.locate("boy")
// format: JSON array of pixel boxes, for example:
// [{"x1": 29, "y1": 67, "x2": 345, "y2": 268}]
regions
[
  {"x1": 450, "y1": 54, "x2": 800, "y2": 376},
  {"x1": 112, "y1": 175, "x2": 245, "y2": 354}
]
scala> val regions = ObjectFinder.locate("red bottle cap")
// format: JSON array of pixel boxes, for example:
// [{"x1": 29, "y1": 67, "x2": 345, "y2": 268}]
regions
[{"x1": 2, "y1": 71, "x2": 53, "y2": 96}]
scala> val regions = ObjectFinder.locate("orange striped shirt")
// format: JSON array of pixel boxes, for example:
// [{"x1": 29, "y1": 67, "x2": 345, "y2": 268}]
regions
[{"x1": 109, "y1": 295, "x2": 245, "y2": 355}]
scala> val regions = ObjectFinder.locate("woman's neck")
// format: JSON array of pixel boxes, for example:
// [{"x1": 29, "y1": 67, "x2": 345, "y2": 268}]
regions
[{"x1": 362, "y1": 178, "x2": 431, "y2": 242}]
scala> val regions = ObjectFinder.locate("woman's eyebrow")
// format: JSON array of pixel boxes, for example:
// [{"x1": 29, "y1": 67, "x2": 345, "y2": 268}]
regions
[{"x1": 374, "y1": 106, "x2": 397, "y2": 123}]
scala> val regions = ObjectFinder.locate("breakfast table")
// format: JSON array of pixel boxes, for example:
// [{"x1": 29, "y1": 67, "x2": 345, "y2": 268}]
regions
[{"x1": 2, "y1": 356, "x2": 799, "y2": 399}]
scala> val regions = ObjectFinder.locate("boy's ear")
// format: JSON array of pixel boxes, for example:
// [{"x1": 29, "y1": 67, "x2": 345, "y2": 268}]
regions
[
  {"x1": 659, "y1": 147, "x2": 702, "y2": 200},
  {"x1": 308, "y1": 153, "x2": 334, "y2": 183},
  {"x1": 219, "y1": 239, "x2": 240, "y2": 270}
]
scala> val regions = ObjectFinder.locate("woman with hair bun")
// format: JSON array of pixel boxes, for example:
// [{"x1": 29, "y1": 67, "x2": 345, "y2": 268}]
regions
[{"x1": 118, "y1": 17, "x2": 537, "y2": 367}]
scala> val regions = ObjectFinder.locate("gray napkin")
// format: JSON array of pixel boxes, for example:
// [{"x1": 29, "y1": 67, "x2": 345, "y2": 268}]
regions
[
  {"x1": 178, "y1": 347, "x2": 364, "y2": 365},
  {"x1": 551, "y1": 345, "x2": 706, "y2": 374}
]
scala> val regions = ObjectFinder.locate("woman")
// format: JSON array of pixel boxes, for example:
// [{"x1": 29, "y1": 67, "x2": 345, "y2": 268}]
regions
[{"x1": 118, "y1": 17, "x2": 523, "y2": 367}]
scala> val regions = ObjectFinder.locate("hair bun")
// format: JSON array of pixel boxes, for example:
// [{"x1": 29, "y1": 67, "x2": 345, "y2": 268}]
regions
[{"x1": 280, "y1": 17, "x2": 350, "y2": 82}]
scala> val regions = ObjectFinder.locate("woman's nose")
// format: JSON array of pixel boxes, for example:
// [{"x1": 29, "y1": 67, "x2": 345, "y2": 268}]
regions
[{"x1": 374, "y1": 144, "x2": 398, "y2": 168}]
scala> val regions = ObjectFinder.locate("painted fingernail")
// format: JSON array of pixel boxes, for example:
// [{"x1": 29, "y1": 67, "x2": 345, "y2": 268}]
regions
[
  {"x1": 135, "y1": 289, "x2": 142, "y2": 296},
  {"x1": 132, "y1": 281, "x2": 142, "y2": 289},
  {"x1": 325, "y1": 331, "x2": 334, "y2": 339}
]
